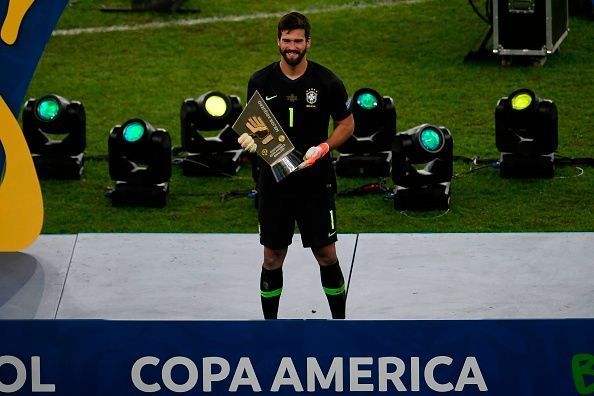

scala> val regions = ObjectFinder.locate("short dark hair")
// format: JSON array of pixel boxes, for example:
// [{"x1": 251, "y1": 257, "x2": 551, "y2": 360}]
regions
[{"x1": 278, "y1": 12, "x2": 311, "y2": 40}]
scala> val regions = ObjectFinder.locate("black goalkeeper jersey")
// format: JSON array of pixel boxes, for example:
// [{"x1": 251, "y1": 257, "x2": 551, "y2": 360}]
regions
[{"x1": 247, "y1": 61, "x2": 351, "y2": 194}]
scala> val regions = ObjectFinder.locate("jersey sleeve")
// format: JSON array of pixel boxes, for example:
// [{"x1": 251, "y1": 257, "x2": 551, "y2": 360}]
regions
[{"x1": 327, "y1": 77, "x2": 351, "y2": 122}]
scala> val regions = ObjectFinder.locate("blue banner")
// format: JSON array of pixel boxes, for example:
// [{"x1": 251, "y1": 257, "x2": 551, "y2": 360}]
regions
[
  {"x1": 0, "y1": 0, "x2": 67, "y2": 117},
  {"x1": 1, "y1": 319, "x2": 593, "y2": 395}
]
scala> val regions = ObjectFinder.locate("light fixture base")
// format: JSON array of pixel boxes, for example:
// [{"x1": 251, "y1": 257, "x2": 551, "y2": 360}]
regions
[{"x1": 393, "y1": 182, "x2": 451, "y2": 211}]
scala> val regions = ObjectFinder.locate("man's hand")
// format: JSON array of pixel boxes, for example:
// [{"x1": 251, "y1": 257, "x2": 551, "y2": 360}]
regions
[
  {"x1": 297, "y1": 142, "x2": 330, "y2": 170},
  {"x1": 238, "y1": 133, "x2": 257, "y2": 153}
]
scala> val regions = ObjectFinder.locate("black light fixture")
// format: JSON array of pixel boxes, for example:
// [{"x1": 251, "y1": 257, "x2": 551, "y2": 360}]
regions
[
  {"x1": 495, "y1": 88, "x2": 558, "y2": 178},
  {"x1": 180, "y1": 91, "x2": 243, "y2": 176},
  {"x1": 335, "y1": 87, "x2": 396, "y2": 177},
  {"x1": 392, "y1": 124, "x2": 453, "y2": 210},
  {"x1": 108, "y1": 119, "x2": 172, "y2": 207},
  {"x1": 22, "y1": 94, "x2": 86, "y2": 179}
]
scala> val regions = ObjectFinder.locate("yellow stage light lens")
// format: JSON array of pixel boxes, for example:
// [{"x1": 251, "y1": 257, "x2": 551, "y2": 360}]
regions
[
  {"x1": 511, "y1": 93, "x2": 532, "y2": 110},
  {"x1": 205, "y1": 95, "x2": 228, "y2": 118}
]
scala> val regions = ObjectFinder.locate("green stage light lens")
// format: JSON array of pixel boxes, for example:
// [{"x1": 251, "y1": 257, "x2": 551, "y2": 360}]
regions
[
  {"x1": 36, "y1": 97, "x2": 60, "y2": 121},
  {"x1": 123, "y1": 121, "x2": 145, "y2": 142},
  {"x1": 511, "y1": 93, "x2": 532, "y2": 110},
  {"x1": 205, "y1": 95, "x2": 228, "y2": 117},
  {"x1": 420, "y1": 128, "x2": 442, "y2": 152},
  {"x1": 356, "y1": 92, "x2": 378, "y2": 110}
]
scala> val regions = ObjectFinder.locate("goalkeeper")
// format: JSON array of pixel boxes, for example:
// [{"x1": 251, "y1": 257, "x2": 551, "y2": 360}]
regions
[{"x1": 238, "y1": 12, "x2": 354, "y2": 319}]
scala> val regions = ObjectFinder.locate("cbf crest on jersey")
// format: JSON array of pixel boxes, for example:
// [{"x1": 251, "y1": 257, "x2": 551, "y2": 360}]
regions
[{"x1": 305, "y1": 88, "x2": 318, "y2": 108}]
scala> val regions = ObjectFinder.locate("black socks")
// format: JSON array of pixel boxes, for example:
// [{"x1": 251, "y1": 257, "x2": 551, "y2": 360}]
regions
[
  {"x1": 260, "y1": 262, "x2": 346, "y2": 319},
  {"x1": 260, "y1": 267, "x2": 283, "y2": 319},
  {"x1": 320, "y1": 261, "x2": 346, "y2": 319}
]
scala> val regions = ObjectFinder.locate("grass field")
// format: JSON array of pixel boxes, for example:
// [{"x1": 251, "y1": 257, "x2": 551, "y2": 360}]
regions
[{"x1": 26, "y1": 0, "x2": 594, "y2": 234}]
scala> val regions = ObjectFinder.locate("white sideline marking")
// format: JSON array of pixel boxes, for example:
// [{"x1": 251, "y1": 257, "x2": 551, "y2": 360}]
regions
[{"x1": 53, "y1": 0, "x2": 427, "y2": 36}]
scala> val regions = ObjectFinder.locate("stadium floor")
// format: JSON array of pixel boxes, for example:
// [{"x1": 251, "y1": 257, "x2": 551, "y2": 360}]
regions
[{"x1": 0, "y1": 232, "x2": 592, "y2": 320}]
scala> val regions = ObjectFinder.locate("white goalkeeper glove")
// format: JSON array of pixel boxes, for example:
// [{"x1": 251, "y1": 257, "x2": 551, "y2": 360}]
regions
[
  {"x1": 238, "y1": 133, "x2": 257, "y2": 153},
  {"x1": 297, "y1": 142, "x2": 330, "y2": 170}
]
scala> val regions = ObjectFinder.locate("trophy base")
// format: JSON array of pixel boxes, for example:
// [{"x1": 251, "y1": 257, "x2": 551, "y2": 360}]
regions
[{"x1": 271, "y1": 151, "x2": 303, "y2": 183}]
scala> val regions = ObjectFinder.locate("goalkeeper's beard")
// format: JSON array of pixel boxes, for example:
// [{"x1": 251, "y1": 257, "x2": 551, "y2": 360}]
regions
[{"x1": 280, "y1": 47, "x2": 307, "y2": 66}]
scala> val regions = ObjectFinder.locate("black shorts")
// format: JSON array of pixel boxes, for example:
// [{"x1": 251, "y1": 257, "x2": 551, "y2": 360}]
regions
[{"x1": 258, "y1": 191, "x2": 338, "y2": 249}]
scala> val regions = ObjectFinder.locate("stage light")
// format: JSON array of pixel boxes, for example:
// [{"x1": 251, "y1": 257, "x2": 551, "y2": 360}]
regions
[
  {"x1": 495, "y1": 88, "x2": 558, "y2": 178},
  {"x1": 419, "y1": 128, "x2": 443, "y2": 152},
  {"x1": 37, "y1": 97, "x2": 60, "y2": 120},
  {"x1": 356, "y1": 92, "x2": 378, "y2": 110},
  {"x1": 511, "y1": 93, "x2": 532, "y2": 110},
  {"x1": 204, "y1": 95, "x2": 228, "y2": 117},
  {"x1": 108, "y1": 118, "x2": 171, "y2": 207},
  {"x1": 392, "y1": 124, "x2": 453, "y2": 210},
  {"x1": 180, "y1": 91, "x2": 243, "y2": 176},
  {"x1": 22, "y1": 94, "x2": 86, "y2": 179},
  {"x1": 123, "y1": 121, "x2": 145, "y2": 142},
  {"x1": 335, "y1": 88, "x2": 396, "y2": 177}
]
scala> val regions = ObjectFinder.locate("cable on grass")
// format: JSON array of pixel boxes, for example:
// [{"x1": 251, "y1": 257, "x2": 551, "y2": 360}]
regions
[
  {"x1": 399, "y1": 208, "x2": 450, "y2": 219},
  {"x1": 468, "y1": 0, "x2": 492, "y2": 25},
  {"x1": 171, "y1": 148, "x2": 235, "y2": 177},
  {"x1": 554, "y1": 155, "x2": 594, "y2": 167},
  {"x1": 555, "y1": 167, "x2": 584, "y2": 179},
  {"x1": 337, "y1": 178, "x2": 391, "y2": 197},
  {"x1": 454, "y1": 162, "x2": 499, "y2": 178},
  {"x1": 220, "y1": 189, "x2": 256, "y2": 202}
]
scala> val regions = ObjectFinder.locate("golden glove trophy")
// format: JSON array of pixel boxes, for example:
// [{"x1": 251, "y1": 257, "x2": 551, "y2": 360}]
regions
[{"x1": 232, "y1": 91, "x2": 302, "y2": 182}]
